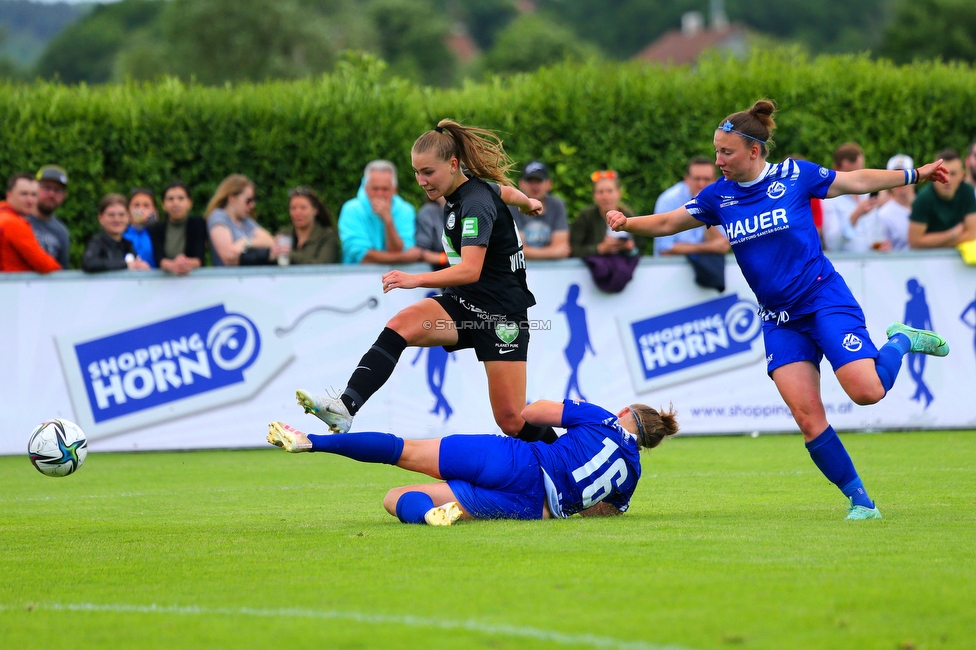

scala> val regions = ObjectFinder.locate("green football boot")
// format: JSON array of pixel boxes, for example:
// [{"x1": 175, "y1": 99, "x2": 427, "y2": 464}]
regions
[
  {"x1": 845, "y1": 497, "x2": 883, "y2": 520},
  {"x1": 886, "y1": 322, "x2": 949, "y2": 357}
]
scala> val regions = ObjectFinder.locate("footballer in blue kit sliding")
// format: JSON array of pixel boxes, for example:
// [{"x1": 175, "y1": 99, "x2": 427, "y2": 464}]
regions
[
  {"x1": 607, "y1": 99, "x2": 951, "y2": 520},
  {"x1": 267, "y1": 399, "x2": 678, "y2": 525}
]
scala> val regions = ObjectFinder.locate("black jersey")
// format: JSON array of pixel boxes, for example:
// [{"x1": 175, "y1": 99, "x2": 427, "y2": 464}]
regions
[{"x1": 440, "y1": 177, "x2": 536, "y2": 314}]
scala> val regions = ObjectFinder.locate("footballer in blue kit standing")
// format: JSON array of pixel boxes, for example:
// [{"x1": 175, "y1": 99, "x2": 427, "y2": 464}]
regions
[
  {"x1": 266, "y1": 399, "x2": 677, "y2": 524},
  {"x1": 607, "y1": 99, "x2": 951, "y2": 520}
]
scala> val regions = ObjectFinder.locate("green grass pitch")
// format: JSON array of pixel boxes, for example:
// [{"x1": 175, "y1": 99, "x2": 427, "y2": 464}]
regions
[{"x1": 2, "y1": 430, "x2": 974, "y2": 650}]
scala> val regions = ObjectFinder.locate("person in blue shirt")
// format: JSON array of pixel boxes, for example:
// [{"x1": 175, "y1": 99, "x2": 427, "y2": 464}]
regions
[
  {"x1": 652, "y1": 156, "x2": 729, "y2": 256},
  {"x1": 606, "y1": 99, "x2": 951, "y2": 521},
  {"x1": 123, "y1": 188, "x2": 157, "y2": 268},
  {"x1": 267, "y1": 398, "x2": 678, "y2": 525},
  {"x1": 338, "y1": 160, "x2": 422, "y2": 265}
]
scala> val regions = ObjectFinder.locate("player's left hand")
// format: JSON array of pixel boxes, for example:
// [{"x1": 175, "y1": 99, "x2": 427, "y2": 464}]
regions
[
  {"x1": 382, "y1": 270, "x2": 418, "y2": 293},
  {"x1": 520, "y1": 198, "x2": 543, "y2": 216},
  {"x1": 919, "y1": 159, "x2": 949, "y2": 185}
]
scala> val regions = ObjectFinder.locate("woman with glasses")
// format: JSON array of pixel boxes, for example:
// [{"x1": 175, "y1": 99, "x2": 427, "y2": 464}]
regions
[
  {"x1": 268, "y1": 397, "x2": 677, "y2": 525},
  {"x1": 205, "y1": 174, "x2": 287, "y2": 266},
  {"x1": 606, "y1": 99, "x2": 951, "y2": 520},
  {"x1": 570, "y1": 169, "x2": 647, "y2": 258},
  {"x1": 295, "y1": 119, "x2": 560, "y2": 443},
  {"x1": 281, "y1": 186, "x2": 338, "y2": 265}
]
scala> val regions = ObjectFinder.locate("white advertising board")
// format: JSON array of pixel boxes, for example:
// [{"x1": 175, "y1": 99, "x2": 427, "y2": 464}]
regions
[{"x1": 1, "y1": 252, "x2": 974, "y2": 455}]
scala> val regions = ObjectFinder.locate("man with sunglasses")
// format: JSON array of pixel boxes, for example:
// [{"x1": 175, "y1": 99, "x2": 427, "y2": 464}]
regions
[{"x1": 30, "y1": 165, "x2": 71, "y2": 269}]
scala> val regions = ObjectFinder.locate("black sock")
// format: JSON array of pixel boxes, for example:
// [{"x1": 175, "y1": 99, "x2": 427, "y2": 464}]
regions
[
  {"x1": 341, "y1": 328, "x2": 408, "y2": 415},
  {"x1": 518, "y1": 422, "x2": 558, "y2": 443}
]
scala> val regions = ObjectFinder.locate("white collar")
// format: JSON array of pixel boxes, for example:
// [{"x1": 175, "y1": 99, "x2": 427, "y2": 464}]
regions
[{"x1": 736, "y1": 162, "x2": 772, "y2": 188}]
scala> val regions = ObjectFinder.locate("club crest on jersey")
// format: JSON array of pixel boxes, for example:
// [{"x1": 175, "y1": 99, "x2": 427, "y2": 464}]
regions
[
  {"x1": 446, "y1": 212, "x2": 456, "y2": 230},
  {"x1": 766, "y1": 181, "x2": 787, "y2": 200},
  {"x1": 842, "y1": 333, "x2": 863, "y2": 352}
]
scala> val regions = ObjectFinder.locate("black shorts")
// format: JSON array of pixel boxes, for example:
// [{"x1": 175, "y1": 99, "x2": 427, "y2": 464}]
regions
[{"x1": 431, "y1": 294, "x2": 529, "y2": 362}]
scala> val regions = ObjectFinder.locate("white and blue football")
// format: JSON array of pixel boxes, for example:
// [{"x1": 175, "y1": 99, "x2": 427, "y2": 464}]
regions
[{"x1": 28, "y1": 419, "x2": 88, "y2": 477}]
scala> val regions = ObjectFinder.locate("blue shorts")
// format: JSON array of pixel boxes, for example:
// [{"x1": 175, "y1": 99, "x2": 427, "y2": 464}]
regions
[
  {"x1": 439, "y1": 434, "x2": 546, "y2": 520},
  {"x1": 763, "y1": 274, "x2": 879, "y2": 376}
]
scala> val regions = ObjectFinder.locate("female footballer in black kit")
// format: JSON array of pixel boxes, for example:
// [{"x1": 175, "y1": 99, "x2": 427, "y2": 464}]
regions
[{"x1": 297, "y1": 120, "x2": 560, "y2": 443}]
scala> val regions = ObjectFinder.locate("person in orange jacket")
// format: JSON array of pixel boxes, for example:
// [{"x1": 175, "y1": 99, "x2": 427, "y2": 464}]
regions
[{"x1": 0, "y1": 172, "x2": 61, "y2": 273}]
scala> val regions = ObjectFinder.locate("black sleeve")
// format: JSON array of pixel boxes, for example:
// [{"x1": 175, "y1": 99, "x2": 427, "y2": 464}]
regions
[
  {"x1": 186, "y1": 217, "x2": 209, "y2": 265},
  {"x1": 81, "y1": 236, "x2": 128, "y2": 273},
  {"x1": 148, "y1": 222, "x2": 166, "y2": 267},
  {"x1": 239, "y1": 246, "x2": 274, "y2": 266}
]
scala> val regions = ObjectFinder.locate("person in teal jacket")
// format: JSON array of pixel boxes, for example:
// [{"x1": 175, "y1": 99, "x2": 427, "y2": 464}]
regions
[{"x1": 338, "y1": 160, "x2": 422, "y2": 264}]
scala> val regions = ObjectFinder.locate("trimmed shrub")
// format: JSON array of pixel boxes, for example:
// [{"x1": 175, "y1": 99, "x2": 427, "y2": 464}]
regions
[{"x1": 3, "y1": 50, "x2": 976, "y2": 266}]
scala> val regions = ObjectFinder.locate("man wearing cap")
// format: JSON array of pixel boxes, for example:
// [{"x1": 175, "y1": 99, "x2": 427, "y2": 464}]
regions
[
  {"x1": 507, "y1": 161, "x2": 569, "y2": 259},
  {"x1": 31, "y1": 164, "x2": 71, "y2": 269},
  {"x1": 0, "y1": 172, "x2": 61, "y2": 273},
  {"x1": 873, "y1": 154, "x2": 916, "y2": 252},
  {"x1": 652, "y1": 156, "x2": 728, "y2": 257},
  {"x1": 909, "y1": 148, "x2": 976, "y2": 249}
]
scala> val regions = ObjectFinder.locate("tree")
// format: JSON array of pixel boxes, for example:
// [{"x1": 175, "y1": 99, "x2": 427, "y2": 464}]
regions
[
  {"x1": 152, "y1": 0, "x2": 336, "y2": 84},
  {"x1": 442, "y1": 0, "x2": 519, "y2": 51},
  {"x1": 480, "y1": 13, "x2": 600, "y2": 75},
  {"x1": 368, "y1": 0, "x2": 456, "y2": 87},
  {"x1": 877, "y1": 0, "x2": 976, "y2": 64},
  {"x1": 35, "y1": 0, "x2": 163, "y2": 83}
]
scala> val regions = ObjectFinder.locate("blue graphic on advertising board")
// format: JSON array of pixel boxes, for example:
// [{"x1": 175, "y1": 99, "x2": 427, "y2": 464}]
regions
[
  {"x1": 558, "y1": 283, "x2": 594, "y2": 400},
  {"x1": 74, "y1": 305, "x2": 261, "y2": 422},
  {"x1": 960, "y1": 288, "x2": 976, "y2": 372},
  {"x1": 629, "y1": 294, "x2": 761, "y2": 381},
  {"x1": 411, "y1": 292, "x2": 455, "y2": 422},
  {"x1": 903, "y1": 278, "x2": 934, "y2": 408}
]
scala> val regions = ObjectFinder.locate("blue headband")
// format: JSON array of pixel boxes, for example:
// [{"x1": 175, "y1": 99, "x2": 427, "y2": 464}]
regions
[
  {"x1": 629, "y1": 406, "x2": 646, "y2": 444},
  {"x1": 720, "y1": 120, "x2": 767, "y2": 146}
]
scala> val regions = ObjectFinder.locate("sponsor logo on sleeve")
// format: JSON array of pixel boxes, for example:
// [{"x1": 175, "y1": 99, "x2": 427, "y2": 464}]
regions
[{"x1": 461, "y1": 217, "x2": 478, "y2": 237}]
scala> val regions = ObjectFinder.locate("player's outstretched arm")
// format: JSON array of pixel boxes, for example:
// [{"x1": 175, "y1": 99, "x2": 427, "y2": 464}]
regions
[
  {"x1": 826, "y1": 159, "x2": 949, "y2": 198},
  {"x1": 606, "y1": 206, "x2": 703, "y2": 238},
  {"x1": 521, "y1": 399, "x2": 564, "y2": 428},
  {"x1": 499, "y1": 185, "x2": 543, "y2": 215},
  {"x1": 382, "y1": 244, "x2": 487, "y2": 293}
]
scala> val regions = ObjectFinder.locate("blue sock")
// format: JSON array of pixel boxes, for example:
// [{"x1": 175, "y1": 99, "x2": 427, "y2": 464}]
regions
[
  {"x1": 875, "y1": 333, "x2": 910, "y2": 392},
  {"x1": 306, "y1": 432, "x2": 404, "y2": 465},
  {"x1": 395, "y1": 491, "x2": 434, "y2": 524},
  {"x1": 805, "y1": 426, "x2": 873, "y2": 508}
]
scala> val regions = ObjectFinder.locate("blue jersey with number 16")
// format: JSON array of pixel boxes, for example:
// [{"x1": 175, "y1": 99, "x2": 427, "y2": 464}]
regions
[
  {"x1": 530, "y1": 400, "x2": 642, "y2": 518},
  {"x1": 686, "y1": 159, "x2": 837, "y2": 314}
]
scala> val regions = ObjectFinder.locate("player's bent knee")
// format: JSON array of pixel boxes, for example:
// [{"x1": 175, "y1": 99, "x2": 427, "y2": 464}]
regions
[
  {"x1": 848, "y1": 384, "x2": 886, "y2": 406},
  {"x1": 383, "y1": 487, "x2": 407, "y2": 515}
]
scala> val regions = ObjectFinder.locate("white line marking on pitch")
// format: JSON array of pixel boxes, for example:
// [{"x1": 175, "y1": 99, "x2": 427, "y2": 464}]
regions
[{"x1": 0, "y1": 602, "x2": 698, "y2": 650}]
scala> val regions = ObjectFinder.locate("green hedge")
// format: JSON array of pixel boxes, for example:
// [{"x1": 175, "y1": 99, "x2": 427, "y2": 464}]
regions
[{"x1": 3, "y1": 50, "x2": 976, "y2": 266}]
